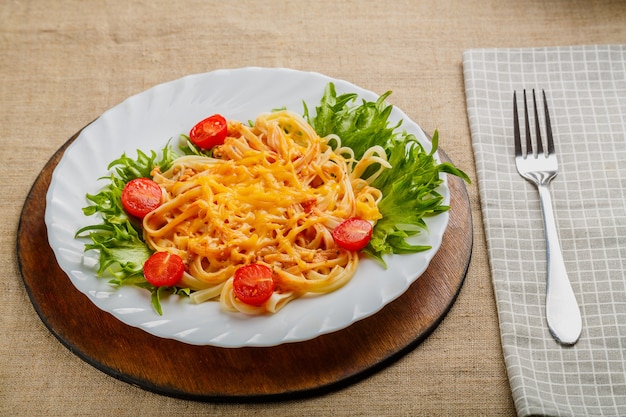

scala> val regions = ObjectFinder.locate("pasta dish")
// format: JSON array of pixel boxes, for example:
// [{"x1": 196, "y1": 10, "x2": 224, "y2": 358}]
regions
[
  {"x1": 143, "y1": 110, "x2": 390, "y2": 314},
  {"x1": 75, "y1": 81, "x2": 468, "y2": 321}
]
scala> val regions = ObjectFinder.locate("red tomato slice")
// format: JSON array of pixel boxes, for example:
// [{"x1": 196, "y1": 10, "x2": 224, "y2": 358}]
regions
[
  {"x1": 233, "y1": 264, "x2": 275, "y2": 306},
  {"x1": 121, "y1": 177, "x2": 162, "y2": 219},
  {"x1": 332, "y1": 218, "x2": 373, "y2": 251},
  {"x1": 143, "y1": 252, "x2": 185, "y2": 287},
  {"x1": 189, "y1": 114, "x2": 228, "y2": 149}
]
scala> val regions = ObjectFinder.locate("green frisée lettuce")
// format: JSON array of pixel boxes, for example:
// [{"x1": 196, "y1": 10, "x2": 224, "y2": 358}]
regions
[
  {"x1": 75, "y1": 148, "x2": 179, "y2": 313},
  {"x1": 305, "y1": 83, "x2": 470, "y2": 264}
]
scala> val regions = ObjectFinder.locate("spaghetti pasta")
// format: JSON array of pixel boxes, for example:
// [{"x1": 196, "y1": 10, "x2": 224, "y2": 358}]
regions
[{"x1": 143, "y1": 110, "x2": 389, "y2": 314}]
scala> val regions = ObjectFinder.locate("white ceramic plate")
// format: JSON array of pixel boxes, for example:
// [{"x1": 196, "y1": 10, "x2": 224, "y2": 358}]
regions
[{"x1": 45, "y1": 68, "x2": 449, "y2": 347}]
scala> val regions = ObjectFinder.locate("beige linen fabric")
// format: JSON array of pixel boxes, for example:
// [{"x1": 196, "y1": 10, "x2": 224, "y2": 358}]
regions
[{"x1": 1, "y1": 1, "x2": 625, "y2": 416}]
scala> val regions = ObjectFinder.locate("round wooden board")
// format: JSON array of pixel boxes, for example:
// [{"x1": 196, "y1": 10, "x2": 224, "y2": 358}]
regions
[{"x1": 17, "y1": 130, "x2": 472, "y2": 402}]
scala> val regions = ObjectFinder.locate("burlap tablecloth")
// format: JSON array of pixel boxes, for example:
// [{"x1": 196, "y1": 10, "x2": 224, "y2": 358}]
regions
[{"x1": 2, "y1": 1, "x2": 625, "y2": 416}]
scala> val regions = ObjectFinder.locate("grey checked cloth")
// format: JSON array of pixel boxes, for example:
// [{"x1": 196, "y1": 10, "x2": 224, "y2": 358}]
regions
[{"x1": 463, "y1": 45, "x2": 626, "y2": 417}]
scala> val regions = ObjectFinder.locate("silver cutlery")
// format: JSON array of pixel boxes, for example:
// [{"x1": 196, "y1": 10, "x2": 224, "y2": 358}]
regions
[{"x1": 513, "y1": 89, "x2": 582, "y2": 345}]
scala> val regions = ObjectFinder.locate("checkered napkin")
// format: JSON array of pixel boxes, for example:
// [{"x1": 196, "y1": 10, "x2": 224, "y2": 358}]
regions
[{"x1": 463, "y1": 45, "x2": 626, "y2": 417}]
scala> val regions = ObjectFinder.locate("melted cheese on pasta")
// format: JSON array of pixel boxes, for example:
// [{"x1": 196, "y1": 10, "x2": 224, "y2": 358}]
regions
[{"x1": 143, "y1": 110, "x2": 389, "y2": 314}]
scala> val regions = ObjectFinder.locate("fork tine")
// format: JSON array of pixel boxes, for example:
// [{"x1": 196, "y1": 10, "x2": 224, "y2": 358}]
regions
[
  {"x1": 532, "y1": 89, "x2": 545, "y2": 155},
  {"x1": 523, "y1": 90, "x2": 533, "y2": 157},
  {"x1": 513, "y1": 91, "x2": 522, "y2": 157},
  {"x1": 542, "y1": 90, "x2": 555, "y2": 155}
]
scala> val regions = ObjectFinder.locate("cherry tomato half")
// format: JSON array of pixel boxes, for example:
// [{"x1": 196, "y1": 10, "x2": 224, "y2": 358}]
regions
[
  {"x1": 233, "y1": 264, "x2": 275, "y2": 306},
  {"x1": 189, "y1": 114, "x2": 228, "y2": 149},
  {"x1": 332, "y1": 218, "x2": 373, "y2": 251},
  {"x1": 121, "y1": 177, "x2": 162, "y2": 219},
  {"x1": 143, "y1": 251, "x2": 185, "y2": 287}
]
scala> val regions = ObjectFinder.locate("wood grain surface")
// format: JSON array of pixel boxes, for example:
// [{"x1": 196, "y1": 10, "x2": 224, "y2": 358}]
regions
[{"x1": 17, "y1": 130, "x2": 472, "y2": 402}]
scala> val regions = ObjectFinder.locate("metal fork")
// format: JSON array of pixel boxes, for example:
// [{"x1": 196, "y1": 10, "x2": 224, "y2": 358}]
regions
[{"x1": 513, "y1": 89, "x2": 582, "y2": 345}]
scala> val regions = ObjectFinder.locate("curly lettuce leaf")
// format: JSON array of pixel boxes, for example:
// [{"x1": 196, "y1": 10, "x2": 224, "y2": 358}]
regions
[
  {"x1": 75, "y1": 145, "x2": 179, "y2": 314},
  {"x1": 305, "y1": 83, "x2": 470, "y2": 264},
  {"x1": 107, "y1": 146, "x2": 177, "y2": 183}
]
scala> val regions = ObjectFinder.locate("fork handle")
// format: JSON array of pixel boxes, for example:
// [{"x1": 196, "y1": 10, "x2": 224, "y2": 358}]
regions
[{"x1": 537, "y1": 184, "x2": 582, "y2": 345}]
